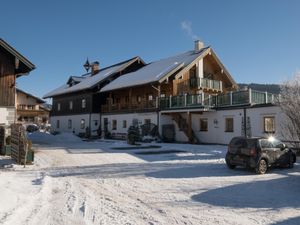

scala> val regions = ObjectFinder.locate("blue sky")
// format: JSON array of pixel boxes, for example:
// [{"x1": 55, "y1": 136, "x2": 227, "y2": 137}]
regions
[{"x1": 1, "y1": 0, "x2": 299, "y2": 100}]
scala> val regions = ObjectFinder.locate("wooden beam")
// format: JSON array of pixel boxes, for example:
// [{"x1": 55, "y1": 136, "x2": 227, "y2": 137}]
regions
[{"x1": 187, "y1": 111, "x2": 192, "y2": 143}]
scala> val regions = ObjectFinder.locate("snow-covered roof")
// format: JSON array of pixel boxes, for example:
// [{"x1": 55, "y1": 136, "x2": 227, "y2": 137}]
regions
[
  {"x1": 43, "y1": 57, "x2": 143, "y2": 98},
  {"x1": 101, "y1": 48, "x2": 209, "y2": 92},
  {"x1": 17, "y1": 88, "x2": 45, "y2": 104},
  {"x1": 67, "y1": 76, "x2": 86, "y2": 84}
]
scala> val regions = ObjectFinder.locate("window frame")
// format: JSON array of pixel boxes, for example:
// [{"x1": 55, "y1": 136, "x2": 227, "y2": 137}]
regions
[
  {"x1": 80, "y1": 119, "x2": 85, "y2": 129},
  {"x1": 123, "y1": 120, "x2": 127, "y2": 128},
  {"x1": 68, "y1": 119, "x2": 72, "y2": 129},
  {"x1": 225, "y1": 118, "x2": 234, "y2": 132},
  {"x1": 199, "y1": 118, "x2": 208, "y2": 131},
  {"x1": 263, "y1": 116, "x2": 275, "y2": 133},
  {"x1": 69, "y1": 101, "x2": 73, "y2": 110},
  {"x1": 82, "y1": 99, "x2": 86, "y2": 109},
  {"x1": 112, "y1": 120, "x2": 117, "y2": 130}
]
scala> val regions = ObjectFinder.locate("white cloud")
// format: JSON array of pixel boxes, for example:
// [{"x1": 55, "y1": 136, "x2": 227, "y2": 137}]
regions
[{"x1": 180, "y1": 20, "x2": 199, "y2": 40}]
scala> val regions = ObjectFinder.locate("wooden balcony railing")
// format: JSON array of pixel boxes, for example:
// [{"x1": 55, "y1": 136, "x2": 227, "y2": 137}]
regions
[
  {"x1": 101, "y1": 99, "x2": 157, "y2": 113},
  {"x1": 160, "y1": 89, "x2": 279, "y2": 110},
  {"x1": 101, "y1": 89, "x2": 279, "y2": 113},
  {"x1": 177, "y1": 77, "x2": 223, "y2": 93}
]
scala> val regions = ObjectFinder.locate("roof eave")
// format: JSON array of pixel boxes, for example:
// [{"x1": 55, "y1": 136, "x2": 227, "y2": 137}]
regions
[{"x1": 0, "y1": 39, "x2": 36, "y2": 73}]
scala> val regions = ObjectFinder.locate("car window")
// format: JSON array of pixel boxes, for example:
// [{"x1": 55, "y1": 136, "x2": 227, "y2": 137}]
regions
[
  {"x1": 230, "y1": 138, "x2": 247, "y2": 147},
  {"x1": 260, "y1": 138, "x2": 283, "y2": 148},
  {"x1": 260, "y1": 139, "x2": 273, "y2": 148},
  {"x1": 271, "y1": 139, "x2": 283, "y2": 148},
  {"x1": 246, "y1": 140, "x2": 257, "y2": 148},
  {"x1": 230, "y1": 138, "x2": 256, "y2": 148}
]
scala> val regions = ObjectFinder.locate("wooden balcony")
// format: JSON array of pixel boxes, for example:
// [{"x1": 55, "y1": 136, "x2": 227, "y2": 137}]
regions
[
  {"x1": 101, "y1": 99, "x2": 158, "y2": 113},
  {"x1": 177, "y1": 77, "x2": 223, "y2": 93},
  {"x1": 160, "y1": 89, "x2": 278, "y2": 111},
  {"x1": 101, "y1": 89, "x2": 278, "y2": 113}
]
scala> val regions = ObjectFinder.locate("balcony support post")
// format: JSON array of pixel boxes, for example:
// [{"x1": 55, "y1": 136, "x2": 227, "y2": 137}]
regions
[
  {"x1": 230, "y1": 91, "x2": 233, "y2": 106},
  {"x1": 184, "y1": 93, "x2": 187, "y2": 106},
  {"x1": 249, "y1": 88, "x2": 252, "y2": 104},
  {"x1": 265, "y1": 91, "x2": 268, "y2": 103},
  {"x1": 169, "y1": 95, "x2": 172, "y2": 108}
]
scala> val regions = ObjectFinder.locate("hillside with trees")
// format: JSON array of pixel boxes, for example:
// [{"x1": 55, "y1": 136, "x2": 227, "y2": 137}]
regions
[{"x1": 238, "y1": 83, "x2": 280, "y2": 94}]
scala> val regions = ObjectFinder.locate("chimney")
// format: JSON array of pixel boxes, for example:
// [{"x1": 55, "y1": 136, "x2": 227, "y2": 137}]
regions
[
  {"x1": 91, "y1": 61, "x2": 100, "y2": 75},
  {"x1": 194, "y1": 40, "x2": 204, "y2": 52}
]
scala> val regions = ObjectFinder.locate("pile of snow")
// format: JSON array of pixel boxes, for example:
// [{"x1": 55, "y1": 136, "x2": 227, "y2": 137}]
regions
[{"x1": 28, "y1": 132, "x2": 82, "y2": 145}]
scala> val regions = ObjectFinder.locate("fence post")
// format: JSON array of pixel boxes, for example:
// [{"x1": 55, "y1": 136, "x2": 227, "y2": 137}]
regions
[
  {"x1": 230, "y1": 91, "x2": 233, "y2": 106},
  {"x1": 265, "y1": 91, "x2": 268, "y2": 104},
  {"x1": 249, "y1": 88, "x2": 252, "y2": 104}
]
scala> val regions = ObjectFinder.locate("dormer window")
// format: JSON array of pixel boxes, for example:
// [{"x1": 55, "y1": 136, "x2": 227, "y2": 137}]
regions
[{"x1": 82, "y1": 99, "x2": 86, "y2": 108}]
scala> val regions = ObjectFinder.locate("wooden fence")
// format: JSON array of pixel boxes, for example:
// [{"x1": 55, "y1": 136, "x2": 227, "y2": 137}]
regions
[
  {"x1": 0, "y1": 126, "x2": 4, "y2": 155},
  {"x1": 10, "y1": 124, "x2": 28, "y2": 164}
]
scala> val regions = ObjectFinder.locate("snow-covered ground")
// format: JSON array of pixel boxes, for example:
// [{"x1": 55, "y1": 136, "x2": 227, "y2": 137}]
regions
[{"x1": 0, "y1": 132, "x2": 300, "y2": 225}]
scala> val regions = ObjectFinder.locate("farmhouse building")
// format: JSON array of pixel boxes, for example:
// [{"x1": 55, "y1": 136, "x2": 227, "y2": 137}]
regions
[
  {"x1": 46, "y1": 41, "x2": 282, "y2": 144},
  {"x1": 0, "y1": 39, "x2": 35, "y2": 126},
  {"x1": 43, "y1": 57, "x2": 145, "y2": 136},
  {"x1": 16, "y1": 89, "x2": 50, "y2": 125}
]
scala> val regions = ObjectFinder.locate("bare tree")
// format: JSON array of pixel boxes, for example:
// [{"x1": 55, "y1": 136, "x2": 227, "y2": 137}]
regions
[{"x1": 279, "y1": 72, "x2": 300, "y2": 143}]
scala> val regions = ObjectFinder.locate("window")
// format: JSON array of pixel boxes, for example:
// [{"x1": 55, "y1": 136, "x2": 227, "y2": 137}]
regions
[
  {"x1": 136, "y1": 96, "x2": 142, "y2": 103},
  {"x1": 57, "y1": 103, "x2": 61, "y2": 111},
  {"x1": 56, "y1": 120, "x2": 60, "y2": 129},
  {"x1": 112, "y1": 120, "x2": 117, "y2": 130},
  {"x1": 80, "y1": 119, "x2": 85, "y2": 129},
  {"x1": 69, "y1": 101, "x2": 73, "y2": 110},
  {"x1": 225, "y1": 118, "x2": 234, "y2": 132},
  {"x1": 189, "y1": 66, "x2": 197, "y2": 79},
  {"x1": 123, "y1": 120, "x2": 127, "y2": 128},
  {"x1": 68, "y1": 119, "x2": 72, "y2": 129},
  {"x1": 264, "y1": 116, "x2": 275, "y2": 133},
  {"x1": 82, "y1": 99, "x2": 86, "y2": 108},
  {"x1": 199, "y1": 118, "x2": 208, "y2": 131},
  {"x1": 27, "y1": 105, "x2": 34, "y2": 110},
  {"x1": 144, "y1": 119, "x2": 151, "y2": 125},
  {"x1": 148, "y1": 94, "x2": 153, "y2": 101}
]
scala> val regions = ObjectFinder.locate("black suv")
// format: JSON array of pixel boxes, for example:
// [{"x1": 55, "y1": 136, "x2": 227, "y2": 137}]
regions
[{"x1": 226, "y1": 136, "x2": 296, "y2": 174}]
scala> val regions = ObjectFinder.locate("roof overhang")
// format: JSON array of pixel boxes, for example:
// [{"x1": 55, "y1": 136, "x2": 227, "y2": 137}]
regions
[{"x1": 0, "y1": 39, "x2": 36, "y2": 76}]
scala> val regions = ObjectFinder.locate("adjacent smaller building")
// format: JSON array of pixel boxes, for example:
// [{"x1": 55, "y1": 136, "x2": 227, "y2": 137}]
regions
[{"x1": 16, "y1": 89, "x2": 50, "y2": 125}]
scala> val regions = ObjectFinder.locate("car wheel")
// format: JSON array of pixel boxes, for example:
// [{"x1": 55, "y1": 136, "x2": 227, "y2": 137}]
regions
[
  {"x1": 288, "y1": 155, "x2": 294, "y2": 168},
  {"x1": 256, "y1": 159, "x2": 268, "y2": 174},
  {"x1": 226, "y1": 159, "x2": 236, "y2": 169}
]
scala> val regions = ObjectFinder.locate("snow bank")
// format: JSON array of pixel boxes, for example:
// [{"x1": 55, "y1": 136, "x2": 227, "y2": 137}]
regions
[{"x1": 28, "y1": 132, "x2": 82, "y2": 145}]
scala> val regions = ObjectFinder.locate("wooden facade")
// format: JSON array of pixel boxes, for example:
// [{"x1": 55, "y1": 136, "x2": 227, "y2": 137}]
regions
[
  {"x1": 101, "y1": 51, "x2": 237, "y2": 114},
  {"x1": 0, "y1": 39, "x2": 35, "y2": 108},
  {"x1": 16, "y1": 89, "x2": 50, "y2": 124},
  {"x1": 0, "y1": 47, "x2": 16, "y2": 106}
]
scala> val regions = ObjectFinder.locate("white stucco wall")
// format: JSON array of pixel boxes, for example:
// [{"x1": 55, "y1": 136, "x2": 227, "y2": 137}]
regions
[
  {"x1": 192, "y1": 105, "x2": 283, "y2": 144},
  {"x1": 160, "y1": 105, "x2": 283, "y2": 145},
  {"x1": 101, "y1": 112, "x2": 158, "y2": 137},
  {"x1": 0, "y1": 107, "x2": 15, "y2": 125},
  {"x1": 159, "y1": 113, "x2": 189, "y2": 142},
  {"x1": 50, "y1": 114, "x2": 100, "y2": 136}
]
